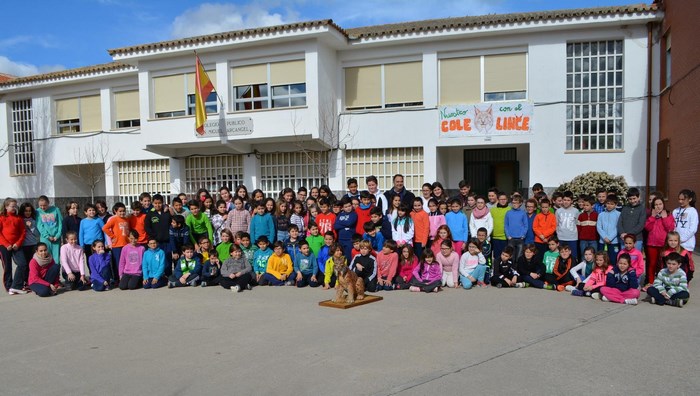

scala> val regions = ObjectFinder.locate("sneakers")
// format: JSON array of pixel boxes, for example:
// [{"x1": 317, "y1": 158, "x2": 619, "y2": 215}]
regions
[
  {"x1": 591, "y1": 292, "x2": 601, "y2": 300},
  {"x1": 246, "y1": 283, "x2": 253, "y2": 290},
  {"x1": 556, "y1": 285, "x2": 566, "y2": 292},
  {"x1": 409, "y1": 286, "x2": 420, "y2": 292},
  {"x1": 200, "y1": 281, "x2": 208, "y2": 288},
  {"x1": 231, "y1": 285, "x2": 241, "y2": 293},
  {"x1": 624, "y1": 298, "x2": 638, "y2": 305},
  {"x1": 514, "y1": 282, "x2": 525, "y2": 288},
  {"x1": 477, "y1": 281, "x2": 488, "y2": 288},
  {"x1": 565, "y1": 285, "x2": 576, "y2": 292},
  {"x1": 650, "y1": 297, "x2": 656, "y2": 305},
  {"x1": 601, "y1": 296, "x2": 610, "y2": 302},
  {"x1": 571, "y1": 289, "x2": 584, "y2": 297},
  {"x1": 544, "y1": 284, "x2": 555, "y2": 290},
  {"x1": 285, "y1": 281, "x2": 293, "y2": 286},
  {"x1": 168, "y1": 281, "x2": 175, "y2": 289},
  {"x1": 496, "y1": 283, "x2": 502, "y2": 289},
  {"x1": 8, "y1": 288, "x2": 28, "y2": 295},
  {"x1": 672, "y1": 299, "x2": 685, "y2": 308}
]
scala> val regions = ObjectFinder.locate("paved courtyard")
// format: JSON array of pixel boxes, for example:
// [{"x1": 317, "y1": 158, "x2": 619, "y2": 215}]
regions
[{"x1": 1, "y1": 274, "x2": 698, "y2": 395}]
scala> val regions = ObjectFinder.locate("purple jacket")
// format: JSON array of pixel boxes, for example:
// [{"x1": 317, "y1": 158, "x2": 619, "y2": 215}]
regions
[{"x1": 412, "y1": 262, "x2": 442, "y2": 283}]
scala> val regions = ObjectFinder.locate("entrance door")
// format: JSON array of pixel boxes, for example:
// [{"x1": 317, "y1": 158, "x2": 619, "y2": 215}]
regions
[{"x1": 463, "y1": 148, "x2": 520, "y2": 195}]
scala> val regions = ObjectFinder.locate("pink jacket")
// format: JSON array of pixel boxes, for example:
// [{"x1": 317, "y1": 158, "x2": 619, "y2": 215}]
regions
[
  {"x1": 617, "y1": 248, "x2": 645, "y2": 275},
  {"x1": 119, "y1": 244, "x2": 145, "y2": 277},
  {"x1": 644, "y1": 214, "x2": 675, "y2": 247},
  {"x1": 583, "y1": 266, "x2": 611, "y2": 289},
  {"x1": 435, "y1": 251, "x2": 459, "y2": 281},
  {"x1": 60, "y1": 243, "x2": 85, "y2": 275},
  {"x1": 428, "y1": 214, "x2": 446, "y2": 239},
  {"x1": 412, "y1": 261, "x2": 442, "y2": 283}
]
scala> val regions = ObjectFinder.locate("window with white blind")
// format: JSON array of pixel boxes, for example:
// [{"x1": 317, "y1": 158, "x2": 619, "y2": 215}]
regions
[
  {"x1": 185, "y1": 155, "x2": 243, "y2": 195},
  {"x1": 259, "y1": 151, "x2": 328, "y2": 197},
  {"x1": 114, "y1": 90, "x2": 140, "y2": 129},
  {"x1": 345, "y1": 61, "x2": 423, "y2": 110},
  {"x1": 153, "y1": 71, "x2": 217, "y2": 118},
  {"x1": 566, "y1": 40, "x2": 624, "y2": 151},
  {"x1": 345, "y1": 147, "x2": 424, "y2": 194},
  {"x1": 55, "y1": 95, "x2": 102, "y2": 134},
  {"x1": 11, "y1": 99, "x2": 35, "y2": 175},
  {"x1": 231, "y1": 59, "x2": 306, "y2": 111},
  {"x1": 439, "y1": 53, "x2": 527, "y2": 104},
  {"x1": 118, "y1": 159, "x2": 171, "y2": 208}
]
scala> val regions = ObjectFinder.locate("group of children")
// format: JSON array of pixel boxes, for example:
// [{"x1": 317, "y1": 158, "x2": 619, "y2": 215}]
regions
[{"x1": 0, "y1": 178, "x2": 695, "y2": 308}]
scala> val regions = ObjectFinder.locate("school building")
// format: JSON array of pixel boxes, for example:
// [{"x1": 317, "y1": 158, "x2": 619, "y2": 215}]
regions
[{"x1": 0, "y1": 4, "x2": 663, "y2": 206}]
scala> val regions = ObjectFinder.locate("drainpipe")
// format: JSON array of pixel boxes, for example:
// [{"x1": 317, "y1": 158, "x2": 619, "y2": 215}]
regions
[{"x1": 645, "y1": 21, "x2": 653, "y2": 199}]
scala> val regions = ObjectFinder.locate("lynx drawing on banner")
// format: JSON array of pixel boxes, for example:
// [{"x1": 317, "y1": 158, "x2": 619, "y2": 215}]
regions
[{"x1": 439, "y1": 101, "x2": 533, "y2": 137}]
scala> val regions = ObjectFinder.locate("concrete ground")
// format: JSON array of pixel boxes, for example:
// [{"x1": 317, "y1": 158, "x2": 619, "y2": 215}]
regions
[{"x1": 1, "y1": 273, "x2": 698, "y2": 396}]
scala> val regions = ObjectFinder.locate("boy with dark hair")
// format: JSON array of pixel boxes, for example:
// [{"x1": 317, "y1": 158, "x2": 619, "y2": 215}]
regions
[
  {"x1": 457, "y1": 180, "x2": 471, "y2": 208},
  {"x1": 593, "y1": 188, "x2": 607, "y2": 214},
  {"x1": 239, "y1": 232, "x2": 257, "y2": 266},
  {"x1": 531, "y1": 183, "x2": 543, "y2": 197},
  {"x1": 145, "y1": 194, "x2": 172, "y2": 267},
  {"x1": 597, "y1": 194, "x2": 621, "y2": 265},
  {"x1": 556, "y1": 191, "x2": 579, "y2": 262},
  {"x1": 284, "y1": 224, "x2": 304, "y2": 263},
  {"x1": 169, "y1": 197, "x2": 188, "y2": 217},
  {"x1": 129, "y1": 201, "x2": 149, "y2": 246},
  {"x1": 551, "y1": 191, "x2": 564, "y2": 210},
  {"x1": 185, "y1": 200, "x2": 213, "y2": 249},
  {"x1": 306, "y1": 222, "x2": 324, "y2": 255},
  {"x1": 249, "y1": 202, "x2": 275, "y2": 244},
  {"x1": 315, "y1": 197, "x2": 336, "y2": 237},
  {"x1": 200, "y1": 250, "x2": 221, "y2": 287},
  {"x1": 476, "y1": 227, "x2": 493, "y2": 282},
  {"x1": 139, "y1": 192, "x2": 153, "y2": 213},
  {"x1": 168, "y1": 245, "x2": 202, "y2": 288},
  {"x1": 354, "y1": 190, "x2": 374, "y2": 235},
  {"x1": 219, "y1": 244, "x2": 253, "y2": 292},
  {"x1": 252, "y1": 236, "x2": 272, "y2": 285},
  {"x1": 370, "y1": 206, "x2": 392, "y2": 242},
  {"x1": 334, "y1": 197, "x2": 358, "y2": 260},
  {"x1": 260, "y1": 241, "x2": 294, "y2": 286},
  {"x1": 345, "y1": 178, "x2": 360, "y2": 200},
  {"x1": 486, "y1": 188, "x2": 499, "y2": 209},
  {"x1": 617, "y1": 188, "x2": 645, "y2": 252},
  {"x1": 316, "y1": 231, "x2": 336, "y2": 288},
  {"x1": 362, "y1": 221, "x2": 384, "y2": 253},
  {"x1": 293, "y1": 240, "x2": 319, "y2": 287},
  {"x1": 577, "y1": 195, "x2": 598, "y2": 254},
  {"x1": 491, "y1": 246, "x2": 518, "y2": 288},
  {"x1": 647, "y1": 252, "x2": 690, "y2": 307}
]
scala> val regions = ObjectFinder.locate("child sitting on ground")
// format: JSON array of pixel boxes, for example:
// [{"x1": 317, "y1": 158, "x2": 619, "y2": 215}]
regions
[
  {"x1": 119, "y1": 230, "x2": 145, "y2": 290},
  {"x1": 541, "y1": 238, "x2": 560, "y2": 290},
  {"x1": 88, "y1": 241, "x2": 112, "y2": 291},
  {"x1": 169, "y1": 245, "x2": 202, "y2": 288},
  {"x1": 350, "y1": 240, "x2": 378, "y2": 292},
  {"x1": 323, "y1": 243, "x2": 345, "y2": 290},
  {"x1": 409, "y1": 250, "x2": 442, "y2": 293},
  {"x1": 293, "y1": 240, "x2": 318, "y2": 288},
  {"x1": 458, "y1": 238, "x2": 487, "y2": 289},
  {"x1": 394, "y1": 245, "x2": 418, "y2": 290},
  {"x1": 59, "y1": 231, "x2": 87, "y2": 291},
  {"x1": 375, "y1": 240, "x2": 399, "y2": 291},
  {"x1": 647, "y1": 252, "x2": 690, "y2": 307},
  {"x1": 571, "y1": 251, "x2": 611, "y2": 299},
  {"x1": 260, "y1": 241, "x2": 293, "y2": 286},
  {"x1": 220, "y1": 244, "x2": 253, "y2": 293},
  {"x1": 201, "y1": 250, "x2": 221, "y2": 287},
  {"x1": 569, "y1": 246, "x2": 596, "y2": 288},
  {"x1": 516, "y1": 244, "x2": 544, "y2": 288},
  {"x1": 600, "y1": 253, "x2": 640, "y2": 305},
  {"x1": 490, "y1": 246, "x2": 519, "y2": 288},
  {"x1": 142, "y1": 238, "x2": 167, "y2": 289},
  {"x1": 547, "y1": 244, "x2": 575, "y2": 291},
  {"x1": 252, "y1": 236, "x2": 273, "y2": 285}
]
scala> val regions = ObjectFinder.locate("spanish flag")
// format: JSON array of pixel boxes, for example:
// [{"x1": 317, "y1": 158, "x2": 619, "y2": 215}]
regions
[{"x1": 195, "y1": 56, "x2": 215, "y2": 135}]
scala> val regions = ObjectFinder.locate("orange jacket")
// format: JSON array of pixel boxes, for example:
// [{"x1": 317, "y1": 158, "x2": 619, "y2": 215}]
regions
[
  {"x1": 128, "y1": 213, "x2": 148, "y2": 245},
  {"x1": 102, "y1": 216, "x2": 130, "y2": 248},
  {"x1": 533, "y1": 211, "x2": 556, "y2": 243},
  {"x1": 410, "y1": 210, "x2": 429, "y2": 245}
]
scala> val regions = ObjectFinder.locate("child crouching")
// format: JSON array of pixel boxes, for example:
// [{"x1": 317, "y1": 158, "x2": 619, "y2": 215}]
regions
[{"x1": 142, "y1": 239, "x2": 167, "y2": 289}]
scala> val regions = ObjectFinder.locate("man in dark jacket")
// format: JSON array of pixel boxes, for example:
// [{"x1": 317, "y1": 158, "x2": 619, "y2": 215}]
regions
[{"x1": 383, "y1": 174, "x2": 416, "y2": 210}]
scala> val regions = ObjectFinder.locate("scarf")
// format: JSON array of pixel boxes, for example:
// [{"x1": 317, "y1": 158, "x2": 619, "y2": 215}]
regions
[
  {"x1": 472, "y1": 206, "x2": 489, "y2": 219},
  {"x1": 33, "y1": 253, "x2": 52, "y2": 267}
]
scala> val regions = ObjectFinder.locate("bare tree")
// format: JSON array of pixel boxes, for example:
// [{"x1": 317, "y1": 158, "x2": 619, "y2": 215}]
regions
[
  {"x1": 291, "y1": 101, "x2": 356, "y2": 179},
  {"x1": 66, "y1": 138, "x2": 120, "y2": 202}
]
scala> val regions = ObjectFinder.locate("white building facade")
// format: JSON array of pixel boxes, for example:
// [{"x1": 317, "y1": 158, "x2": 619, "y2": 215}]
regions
[{"x1": 0, "y1": 5, "x2": 661, "y2": 205}]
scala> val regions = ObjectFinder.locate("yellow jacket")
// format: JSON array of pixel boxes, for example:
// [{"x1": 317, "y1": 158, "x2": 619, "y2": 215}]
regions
[
  {"x1": 266, "y1": 253, "x2": 293, "y2": 280},
  {"x1": 324, "y1": 256, "x2": 346, "y2": 285}
]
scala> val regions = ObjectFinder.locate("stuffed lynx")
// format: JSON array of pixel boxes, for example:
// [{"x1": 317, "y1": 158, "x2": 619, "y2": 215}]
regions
[{"x1": 332, "y1": 259, "x2": 365, "y2": 304}]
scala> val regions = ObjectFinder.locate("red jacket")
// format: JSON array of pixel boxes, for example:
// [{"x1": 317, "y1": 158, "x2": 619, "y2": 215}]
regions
[
  {"x1": 0, "y1": 213, "x2": 26, "y2": 247},
  {"x1": 28, "y1": 258, "x2": 59, "y2": 287},
  {"x1": 577, "y1": 210, "x2": 598, "y2": 241},
  {"x1": 644, "y1": 214, "x2": 675, "y2": 247},
  {"x1": 355, "y1": 205, "x2": 374, "y2": 236}
]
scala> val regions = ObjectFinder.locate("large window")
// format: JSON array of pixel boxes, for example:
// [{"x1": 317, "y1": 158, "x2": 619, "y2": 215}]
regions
[
  {"x1": 345, "y1": 147, "x2": 424, "y2": 195},
  {"x1": 185, "y1": 155, "x2": 243, "y2": 195},
  {"x1": 345, "y1": 61, "x2": 423, "y2": 110},
  {"x1": 232, "y1": 60, "x2": 306, "y2": 111},
  {"x1": 114, "y1": 90, "x2": 140, "y2": 129},
  {"x1": 118, "y1": 159, "x2": 171, "y2": 209},
  {"x1": 566, "y1": 40, "x2": 624, "y2": 151},
  {"x1": 11, "y1": 99, "x2": 35, "y2": 175},
  {"x1": 259, "y1": 151, "x2": 328, "y2": 197},
  {"x1": 153, "y1": 71, "x2": 217, "y2": 119},
  {"x1": 439, "y1": 53, "x2": 527, "y2": 105},
  {"x1": 55, "y1": 95, "x2": 102, "y2": 134}
]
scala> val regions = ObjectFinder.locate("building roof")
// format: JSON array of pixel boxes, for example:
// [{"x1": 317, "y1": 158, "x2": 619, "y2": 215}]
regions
[
  {"x1": 108, "y1": 19, "x2": 347, "y2": 57},
  {"x1": 345, "y1": 4, "x2": 658, "y2": 38},
  {"x1": 0, "y1": 62, "x2": 134, "y2": 88},
  {"x1": 0, "y1": 73, "x2": 16, "y2": 83}
]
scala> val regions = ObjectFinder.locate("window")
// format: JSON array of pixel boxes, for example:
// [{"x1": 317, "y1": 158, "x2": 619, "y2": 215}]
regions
[
  {"x1": 55, "y1": 95, "x2": 102, "y2": 134},
  {"x1": 344, "y1": 61, "x2": 423, "y2": 110},
  {"x1": 153, "y1": 71, "x2": 217, "y2": 118},
  {"x1": 232, "y1": 60, "x2": 306, "y2": 111},
  {"x1": 566, "y1": 40, "x2": 624, "y2": 151},
  {"x1": 114, "y1": 90, "x2": 140, "y2": 129},
  {"x1": 11, "y1": 99, "x2": 35, "y2": 175},
  {"x1": 185, "y1": 155, "x2": 243, "y2": 195},
  {"x1": 259, "y1": 152, "x2": 328, "y2": 197},
  {"x1": 664, "y1": 32, "x2": 671, "y2": 89},
  {"x1": 345, "y1": 147, "x2": 424, "y2": 195},
  {"x1": 118, "y1": 159, "x2": 171, "y2": 209},
  {"x1": 484, "y1": 53, "x2": 527, "y2": 102},
  {"x1": 440, "y1": 57, "x2": 481, "y2": 104}
]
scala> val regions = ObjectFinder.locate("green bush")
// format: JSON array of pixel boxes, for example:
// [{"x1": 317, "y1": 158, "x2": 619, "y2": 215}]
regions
[{"x1": 555, "y1": 171, "x2": 629, "y2": 205}]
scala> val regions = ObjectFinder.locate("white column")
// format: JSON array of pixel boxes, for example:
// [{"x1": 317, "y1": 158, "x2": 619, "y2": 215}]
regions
[
  {"x1": 138, "y1": 70, "x2": 150, "y2": 126},
  {"x1": 328, "y1": 148, "x2": 345, "y2": 193},
  {"x1": 243, "y1": 153, "x2": 259, "y2": 190},
  {"x1": 423, "y1": 144, "x2": 437, "y2": 185},
  {"x1": 104, "y1": 160, "x2": 119, "y2": 207},
  {"x1": 169, "y1": 158, "x2": 185, "y2": 195},
  {"x1": 423, "y1": 51, "x2": 438, "y2": 108},
  {"x1": 100, "y1": 87, "x2": 112, "y2": 131}
]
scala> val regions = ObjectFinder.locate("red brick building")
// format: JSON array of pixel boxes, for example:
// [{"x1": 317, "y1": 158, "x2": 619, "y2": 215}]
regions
[{"x1": 655, "y1": 0, "x2": 700, "y2": 249}]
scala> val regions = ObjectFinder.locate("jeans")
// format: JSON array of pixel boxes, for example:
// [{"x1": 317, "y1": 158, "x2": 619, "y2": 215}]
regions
[
  {"x1": 143, "y1": 276, "x2": 168, "y2": 289},
  {"x1": 219, "y1": 273, "x2": 253, "y2": 290},
  {"x1": 579, "y1": 240, "x2": 598, "y2": 256},
  {"x1": 28, "y1": 264, "x2": 60, "y2": 297},
  {"x1": 459, "y1": 264, "x2": 487, "y2": 289},
  {"x1": 119, "y1": 274, "x2": 143, "y2": 290},
  {"x1": 492, "y1": 239, "x2": 507, "y2": 263},
  {"x1": 646, "y1": 287, "x2": 690, "y2": 305},
  {"x1": 560, "y1": 240, "x2": 579, "y2": 262},
  {"x1": 599, "y1": 242, "x2": 619, "y2": 266},
  {"x1": 0, "y1": 245, "x2": 28, "y2": 291},
  {"x1": 507, "y1": 238, "x2": 524, "y2": 260},
  {"x1": 295, "y1": 272, "x2": 319, "y2": 288}
]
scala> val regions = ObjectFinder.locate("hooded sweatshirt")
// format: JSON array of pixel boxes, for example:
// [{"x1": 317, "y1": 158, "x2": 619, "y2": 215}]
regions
[
  {"x1": 89, "y1": 252, "x2": 111, "y2": 285},
  {"x1": 412, "y1": 261, "x2": 442, "y2": 283},
  {"x1": 119, "y1": 244, "x2": 145, "y2": 277},
  {"x1": 142, "y1": 247, "x2": 166, "y2": 280},
  {"x1": 504, "y1": 206, "x2": 528, "y2": 239}
]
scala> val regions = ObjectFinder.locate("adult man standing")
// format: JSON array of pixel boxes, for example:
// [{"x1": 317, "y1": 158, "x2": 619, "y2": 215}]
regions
[{"x1": 383, "y1": 174, "x2": 416, "y2": 210}]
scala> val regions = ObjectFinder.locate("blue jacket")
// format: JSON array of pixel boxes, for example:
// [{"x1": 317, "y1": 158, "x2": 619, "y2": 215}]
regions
[
  {"x1": 284, "y1": 237, "x2": 303, "y2": 263},
  {"x1": 252, "y1": 248, "x2": 273, "y2": 274},
  {"x1": 79, "y1": 217, "x2": 104, "y2": 246},
  {"x1": 525, "y1": 212, "x2": 537, "y2": 244},
  {"x1": 294, "y1": 252, "x2": 318, "y2": 275},
  {"x1": 334, "y1": 211, "x2": 358, "y2": 241},
  {"x1": 445, "y1": 211, "x2": 468, "y2": 242},
  {"x1": 173, "y1": 256, "x2": 202, "y2": 278},
  {"x1": 597, "y1": 209, "x2": 621, "y2": 244},
  {"x1": 374, "y1": 217, "x2": 392, "y2": 242},
  {"x1": 142, "y1": 248, "x2": 166, "y2": 280},
  {"x1": 250, "y1": 213, "x2": 275, "y2": 244},
  {"x1": 363, "y1": 231, "x2": 385, "y2": 252},
  {"x1": 88, "y1": 252, "x2": 111, "y2": 284},
  {"x1": 504, "y1": 206, "x2": 528, "y2": 239},
  {"x1": 605, "y1": 266, "x2": 638, "y2": 291},
  {"x1": 316, "y1": 245, "x2": 331, "y2": 273},
  {"x1": 202, "y1": 260, "x2": 220, "y2": 278}
]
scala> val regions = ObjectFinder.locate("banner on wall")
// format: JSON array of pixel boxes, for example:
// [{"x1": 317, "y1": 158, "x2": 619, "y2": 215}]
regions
[{"x1": 438, "y1": 101, "x2": 533, "y2": 138}]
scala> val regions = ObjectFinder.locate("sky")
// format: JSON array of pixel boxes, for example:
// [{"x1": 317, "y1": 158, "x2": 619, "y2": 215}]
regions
[{"x1": 1, "y1": 0, "x2": 647, "y2": 77}]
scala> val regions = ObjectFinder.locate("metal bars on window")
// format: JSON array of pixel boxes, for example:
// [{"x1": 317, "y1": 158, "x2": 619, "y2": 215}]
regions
[
  {"x1": 11, "y1": 99, "x2": 35, "y2": 175},
  {"x1": 118, "y1": 159, "x2": 171, "y2": 208},
  {"x1": 259, "y1": 152, "x2": 328, "y2": 197},
  {"x1": 345, "y1": 147, "x2": 424, "y2": 195},
  {"x1": 185, "y1": 155, "x2": 243, "y2": 195}
]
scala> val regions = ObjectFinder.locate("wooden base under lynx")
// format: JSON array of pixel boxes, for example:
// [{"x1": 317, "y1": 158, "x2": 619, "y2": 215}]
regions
[{"x1": 318, "y1": 295, "x2": 383, "y2": 309}]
